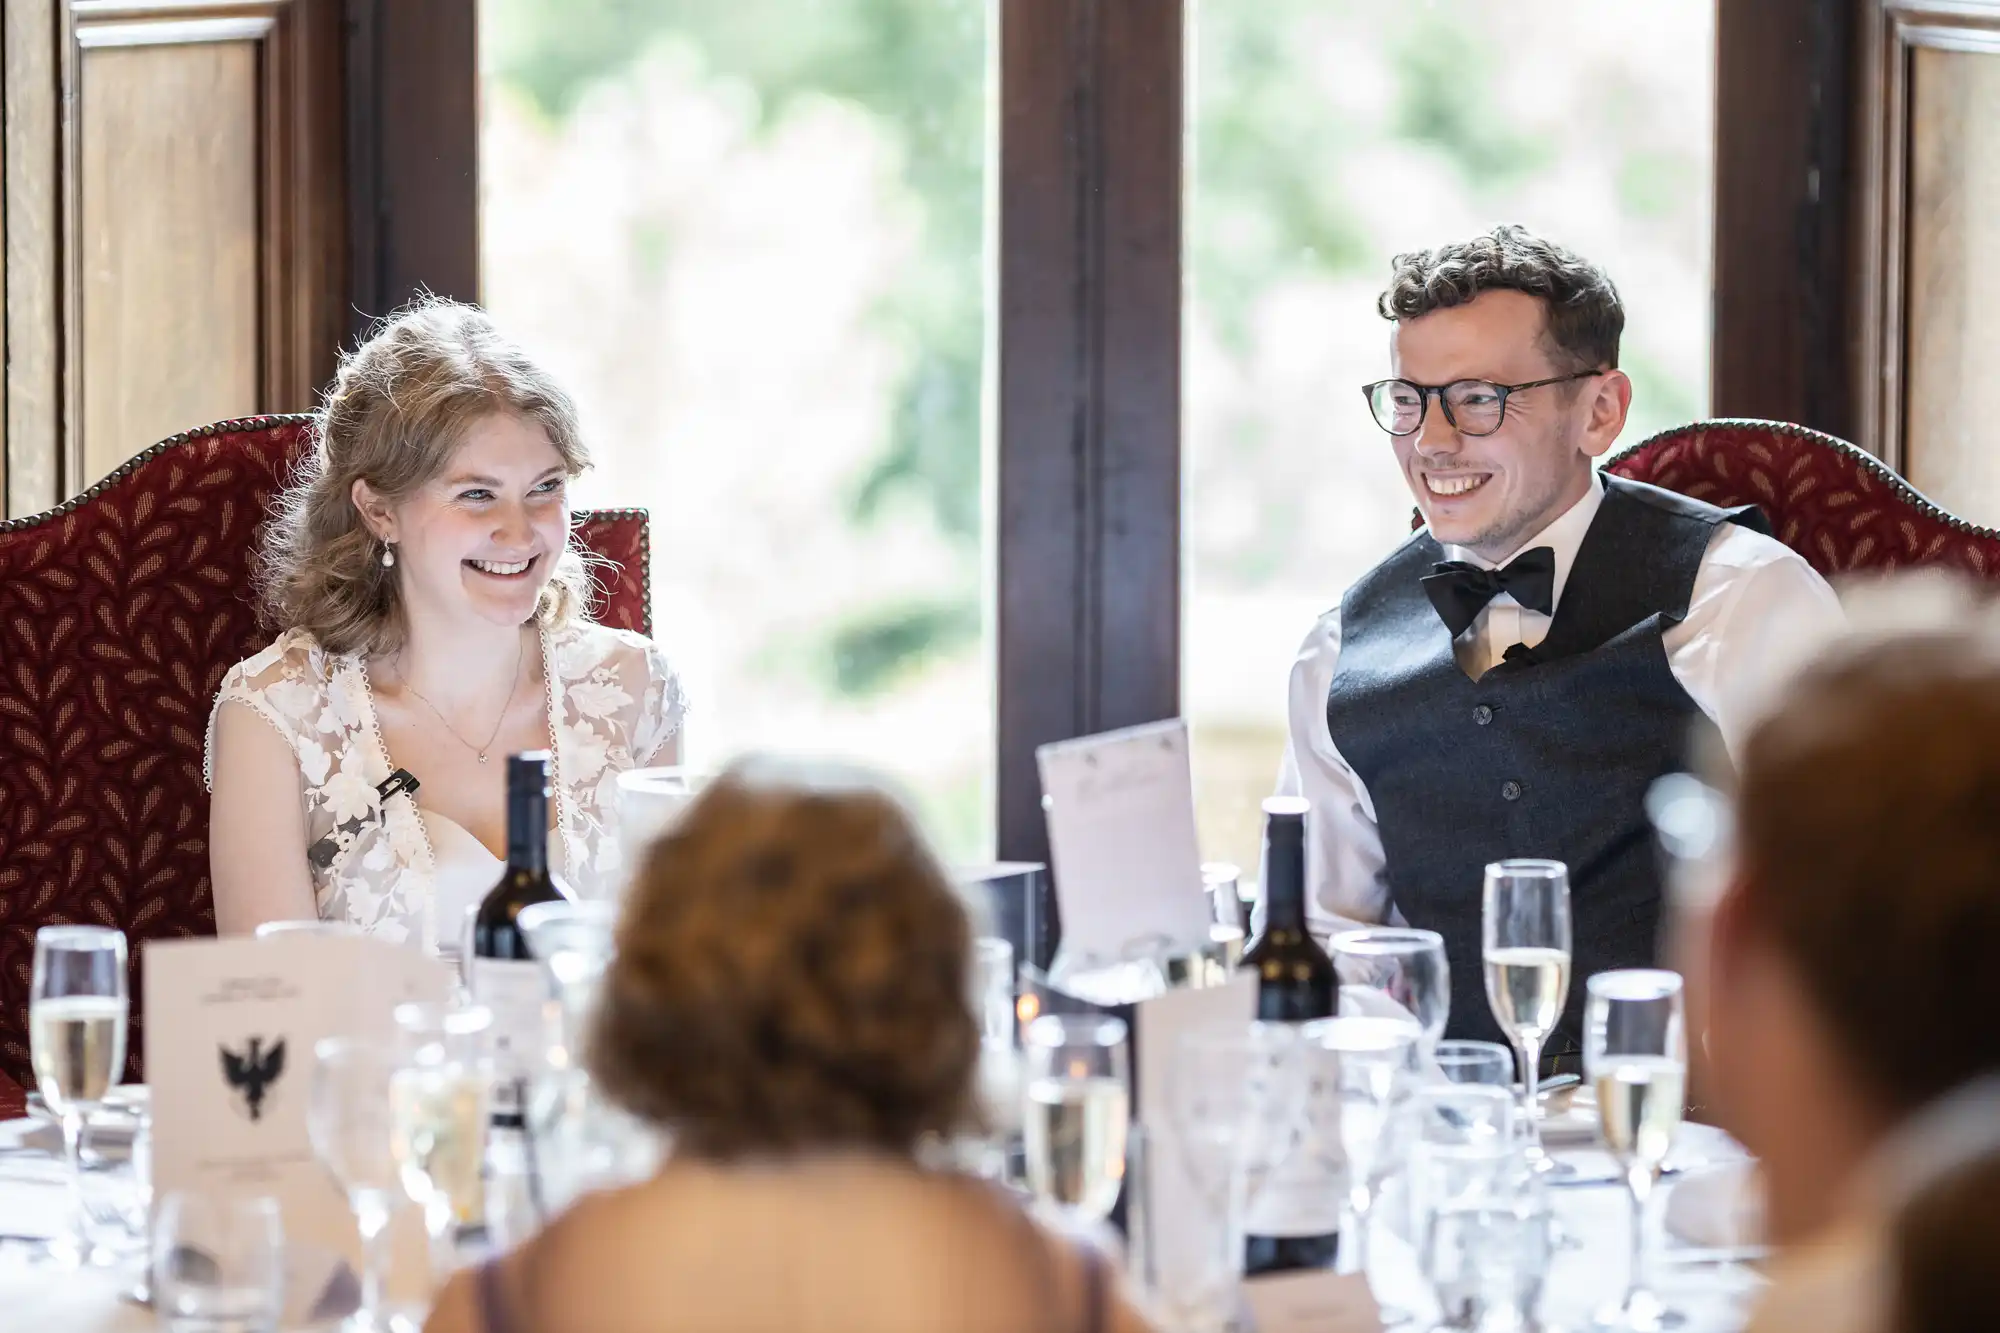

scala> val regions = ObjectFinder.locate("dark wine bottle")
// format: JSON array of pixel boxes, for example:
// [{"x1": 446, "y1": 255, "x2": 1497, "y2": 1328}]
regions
[
  {"x1": 470, "y1": 751, "x2": 572, "y2": 1126},
  {"x1": 1238, "y1": 795, "x2": 1341, "y2": 1276}
]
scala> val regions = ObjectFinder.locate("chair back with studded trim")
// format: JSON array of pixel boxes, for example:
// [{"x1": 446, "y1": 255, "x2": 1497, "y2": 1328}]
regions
[{"x1": 1407, "y1": 419, "x2": 2000, "y2": 580}]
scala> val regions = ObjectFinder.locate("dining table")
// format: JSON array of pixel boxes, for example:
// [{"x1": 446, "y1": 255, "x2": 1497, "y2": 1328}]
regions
[{"x1": 0, "y1": 1101, "x2": 1768, "y2": 1332}]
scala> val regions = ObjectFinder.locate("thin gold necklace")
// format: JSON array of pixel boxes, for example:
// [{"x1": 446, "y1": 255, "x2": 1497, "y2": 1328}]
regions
[{"x1": 395, "y1": 632, "x2": 525, "y2": 764}]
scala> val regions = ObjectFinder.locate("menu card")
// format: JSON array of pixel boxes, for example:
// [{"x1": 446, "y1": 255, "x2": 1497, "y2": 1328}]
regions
[
  {"x1": 1036, "y1": 718, "x2": 1213, "y2": 966},
  {"x1": 144, "y1": 935, "x2": 451, "y2": 1307},
  {"x1": 1133, "y1": 970, "x2": 1258, "y2": 1298}
]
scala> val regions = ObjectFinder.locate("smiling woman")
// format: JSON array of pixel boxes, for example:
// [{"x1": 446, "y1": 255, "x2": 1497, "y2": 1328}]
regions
[{"x1": 203, "y1": 299, "x2": 689, "y2": 946}]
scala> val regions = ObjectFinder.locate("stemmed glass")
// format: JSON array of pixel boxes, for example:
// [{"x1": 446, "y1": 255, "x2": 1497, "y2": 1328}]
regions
[
  {"x1": 390, "y1": 1003, "x2": 494, "y2": 1268},
  {"x1": 310, "y1": 1036, "x2": 409, "y2": 1332},
  {"x1": 1301, "y1": 1015, "x2": 1417, "y2": 1317},
  {"x1": 1585, "y1": 970, "x2": 1689, "y2": 1332},
  {"x1": 29, "y1": 925, "x2": 129, "y2": 1265},
  {"x1": 1331, "y1": 927, "x2": 1450, "y2": 1053},
  {"x1": 1482, "y1": 859, "x2": 1573, "y2": 1174},
  {"x1": 1021, "y1": 1014, "x2": 1131, "y2": 1226}
]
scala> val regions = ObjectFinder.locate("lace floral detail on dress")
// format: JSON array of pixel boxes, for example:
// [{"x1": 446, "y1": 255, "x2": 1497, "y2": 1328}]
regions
[{"x1": 207, "y1": 621, "x2": 688, "y2": 947}]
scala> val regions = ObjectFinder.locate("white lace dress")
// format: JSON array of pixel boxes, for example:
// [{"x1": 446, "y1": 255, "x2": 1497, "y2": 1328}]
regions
[{"x1": 205, "y1": 620, "x2": 687, "y2": 949}]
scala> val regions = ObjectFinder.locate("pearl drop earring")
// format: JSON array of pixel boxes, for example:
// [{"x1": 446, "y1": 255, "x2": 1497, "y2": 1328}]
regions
[{"x1": 381, "y1": 543, "x2": 396, "y2": 569}]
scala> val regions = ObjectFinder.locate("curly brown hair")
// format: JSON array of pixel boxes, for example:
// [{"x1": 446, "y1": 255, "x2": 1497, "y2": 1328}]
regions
[
  {"x1": 255, "y1": 297, "x2": 598, "y2": 656},
  {"x1": 587, "y1": 757, "x2": 984, "y2": 1159},
  {"x1": 1377, "y1": 223, "x2": 1623, "y2": 374}
]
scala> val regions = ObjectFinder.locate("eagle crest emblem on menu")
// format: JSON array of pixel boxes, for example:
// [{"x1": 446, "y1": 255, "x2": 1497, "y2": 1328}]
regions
[{"x1": 220, "y1": 1037, "x2": 287, "y2": 1122}]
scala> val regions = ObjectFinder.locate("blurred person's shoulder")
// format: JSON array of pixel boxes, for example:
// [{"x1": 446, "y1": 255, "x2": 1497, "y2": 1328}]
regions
[{"x1": 1743, "y1": 1212, "x2": 1887, "y2": 1333}]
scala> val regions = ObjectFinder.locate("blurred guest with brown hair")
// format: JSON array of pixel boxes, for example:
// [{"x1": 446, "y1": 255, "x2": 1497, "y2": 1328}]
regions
[
  {"x1": 1702, "y1": 574, "x2": 2000, "y2": 1333},
  {"x1": 425, "y1": 755, "x2": 1156, "y2": 1333}
]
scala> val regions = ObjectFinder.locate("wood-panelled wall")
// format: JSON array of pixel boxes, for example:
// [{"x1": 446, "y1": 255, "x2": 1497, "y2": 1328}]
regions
[
  {"x1": 1, "y1": 0, "x2": 346, "y2": 516},
  {"x1": 1856, "y1": 0, "x2": 2000, "y2": 525}
]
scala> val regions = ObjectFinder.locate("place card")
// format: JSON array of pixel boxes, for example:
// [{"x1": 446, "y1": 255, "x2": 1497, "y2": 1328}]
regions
[
  {"x1": 1242, "y1": 1270, "x2": 1385, "y2": 1333},
  {"x1": 1036, "y1": 718, "x2": 1212, "y2": 965},
  {"x1": 144, "y1": 934, "x2": 451, "y2": 1312},
  {"x1": 1132, "y1": 971, "x2": 1257, "y2": 1296}
]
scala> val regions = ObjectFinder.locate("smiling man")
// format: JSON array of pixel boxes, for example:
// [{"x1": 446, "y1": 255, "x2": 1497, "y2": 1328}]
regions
[{"x1": 1277, "y1": 225, "x2": 1842, "y2": 1065}]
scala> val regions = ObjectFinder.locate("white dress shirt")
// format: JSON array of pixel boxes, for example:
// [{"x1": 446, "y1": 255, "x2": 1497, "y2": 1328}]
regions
[{"x1": 1275, "y1": 473, "x2": 1846, "y2": 932}]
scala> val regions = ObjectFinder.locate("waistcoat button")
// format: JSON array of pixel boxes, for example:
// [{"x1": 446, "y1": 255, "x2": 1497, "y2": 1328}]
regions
[{"x1": 1501, "y1": 780, "x2": 1522, "y2": 801}]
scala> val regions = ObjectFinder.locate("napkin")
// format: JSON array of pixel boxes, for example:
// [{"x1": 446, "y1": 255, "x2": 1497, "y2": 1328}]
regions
[{"x1": 1664, "y1": 1160, "x2": 1765, "y2": 1248}]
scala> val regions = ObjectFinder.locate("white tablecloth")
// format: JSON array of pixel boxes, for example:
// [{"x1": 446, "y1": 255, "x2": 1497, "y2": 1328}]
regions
[{"x1": 0, "y1": 1116, "x2": 1766, "y2": 1332}]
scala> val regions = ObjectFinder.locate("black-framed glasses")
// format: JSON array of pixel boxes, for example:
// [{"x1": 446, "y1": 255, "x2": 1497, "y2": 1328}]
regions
[{"x1": 1361, "y1": 369, "x2": 1608, "y2": 437}]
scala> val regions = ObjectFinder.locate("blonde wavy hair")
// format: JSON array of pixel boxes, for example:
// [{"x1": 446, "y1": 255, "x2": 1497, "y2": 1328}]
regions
[
  {"x1": 588, "y1": 756, "x2": 985, "y2": 1160},
  {"x1": 256, "y1": 298, "x2": 596, "y2": 656}
]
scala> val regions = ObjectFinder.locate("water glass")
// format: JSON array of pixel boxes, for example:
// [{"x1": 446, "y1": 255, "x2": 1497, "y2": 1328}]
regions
[
  {"x1": 975, "y1": 938, "x2": 1017, "y2": 1048},
  {"x1": 309, "y1": 1036, "x2": 404, "y2": 1331},
  {"x1": 1422, "y1": 1157, "x2": 1553, "y2": 1333},
  {"x1": 1331, "y1": 927, "x2": 1451, "y2": 1052},
  {"x1": 1434, "y1": 1040, "x2": 1515, "y2": 1088},
  {"x1": 1585, "y1": 969, "x2": 1689, "y2": 1332},
  {"x1": 1022, "y1": 1014, "x2": 1131, "y2": 1224},
  {"x1": 1300, "y1": 1015, "x2": 1418, "y2": 1303},
  {"x1": 152, "y1": 1192, "x2": 284, "y2": 1333},
  {"x1": 30, "y1": 924, "x2": 129, "y2": 1265}
]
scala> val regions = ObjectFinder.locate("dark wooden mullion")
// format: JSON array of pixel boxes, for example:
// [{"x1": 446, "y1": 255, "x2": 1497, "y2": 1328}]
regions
[
  {"x1": 996, "y1": 0, "x2": 1184, "y2": 864},
  {"x1": 1711, "y1": 0, "x2": 1858, "y2": 443},
  {"x1": 342, "y1": 0, "x2": 480, "y2": 341}
]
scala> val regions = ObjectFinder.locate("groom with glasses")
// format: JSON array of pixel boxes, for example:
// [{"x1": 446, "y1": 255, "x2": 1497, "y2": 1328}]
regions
[{"x1": 1276, "y1": 224, "x2": 1843, "y2": 1069}]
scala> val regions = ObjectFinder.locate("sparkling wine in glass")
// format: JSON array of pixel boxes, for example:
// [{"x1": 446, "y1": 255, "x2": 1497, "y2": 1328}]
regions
[
  {"x1": 1021, "y1": 1014, "x2": 1131, "y2": 1224},
  {"x1": 1330, "y1": 927, "x2": 1450, "y2": 1054},
  {"x1": 30, "y1": 924, "x2": 129, "y2": 1265},
  {"x1": 311, "y1": 1036, "x2": 409, "y2": 1332},
  {"x1": 1586, "y1": 969, "x2": 1689, "y2": 1332},
  {"x1": 1482, "y1": 859, "x2": 1573, "y2": 1175}
]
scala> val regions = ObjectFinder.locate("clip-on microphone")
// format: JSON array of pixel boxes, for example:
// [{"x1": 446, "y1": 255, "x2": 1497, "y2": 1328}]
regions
[{"x1": 306, "y1": 768, "x2": 421, "y2": 870}]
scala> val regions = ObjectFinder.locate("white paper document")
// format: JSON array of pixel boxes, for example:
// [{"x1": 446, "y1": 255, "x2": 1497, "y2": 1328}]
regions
[
  {"x1": 1036, "y1": 718, "x2": 1213, "y2": 964},
  {"x1": 1132, "y1": 972, "x2": 1258, "y2": 1311},
  {"x1": 144, "y1": 934, "x2": 451, "y2": 1312}
]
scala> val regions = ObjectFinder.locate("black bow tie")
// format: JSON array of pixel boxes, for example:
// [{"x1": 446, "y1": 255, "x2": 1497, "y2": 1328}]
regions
[{"x1": 1421, "y1": 546, "x2": 1557, "y2": 638}]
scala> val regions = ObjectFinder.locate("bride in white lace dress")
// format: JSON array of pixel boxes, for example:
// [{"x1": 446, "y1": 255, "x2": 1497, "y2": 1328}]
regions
[{"x1": 206, "y1": 299, "x2": 687, "y2": 947}]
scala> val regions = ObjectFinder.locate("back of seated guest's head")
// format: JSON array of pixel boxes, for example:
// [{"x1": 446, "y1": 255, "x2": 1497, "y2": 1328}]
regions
[
  {"x1": 1888, "y1": 1150, "x2": 2000, "y2": 1333},
  {"x1": 1706, "y1": 573, "x2": 2000, "y2": 1241},
  {"x1": 587, "y1": 755, "x2": 982, "y2": 1160}
]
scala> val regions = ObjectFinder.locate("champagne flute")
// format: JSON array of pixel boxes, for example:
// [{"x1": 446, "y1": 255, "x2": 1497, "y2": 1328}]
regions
[
  {"x1": 1021, "y1": 1014, "x2": 1131, "y2": 1225},
  {"x1": 390, "y1": 1003, "x2": 494, "y2": 1268},
  {"x1": 1585, "y1": 970, "x2": 1689, "y2": 1332},
  {"x1": 311, "y1": 1036, "x2": 407, "y2": 1332},
  {"x1": 1331, "y1": 927, "x2": 1450, "y2": 1054},
  {"x1": 30, "y1": 924, "x2": 129, "y2": 1265},
  {"x1": 1482, "y1": 859, "x2": 1572, "y2": 1174}
]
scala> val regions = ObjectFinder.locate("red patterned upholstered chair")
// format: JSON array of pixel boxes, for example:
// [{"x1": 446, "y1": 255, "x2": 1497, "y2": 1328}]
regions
[
  {"x1": 1410, "y1": 419, "x2": 2000, "y2": 580},
  {"x1": 0, "y1": 415, "x2": 653, "y2": 1116},
  {"x1": 1604, "y1": 419, "x2": 2000, "y2": 578}
]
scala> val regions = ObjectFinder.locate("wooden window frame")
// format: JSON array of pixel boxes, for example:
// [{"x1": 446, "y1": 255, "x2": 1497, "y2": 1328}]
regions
[{"x1": 364, "y1": 0, "x2": 1860, "y2": 867}]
